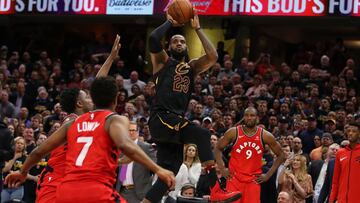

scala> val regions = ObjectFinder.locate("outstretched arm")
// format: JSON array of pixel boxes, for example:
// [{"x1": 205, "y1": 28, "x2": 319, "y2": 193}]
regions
[
  {"x1": 96, "y1": 35, "x2": 121, "y2": 77},
  {"x1": 5, "y1": 121, "x2": 72, "y2": 187},
  {"x1": 107, "y1": 115, "x2": 175, "y2": 188},
  {"x1": 189, "y1": 10, "x2": 218, "y2": 75}
]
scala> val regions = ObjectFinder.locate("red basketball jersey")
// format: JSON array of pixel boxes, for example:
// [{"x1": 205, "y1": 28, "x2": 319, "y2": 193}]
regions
[
  {"x1": 229, "y1": 125, "x2": 264, "y2": 183},
  {"x1": 47, "y1": 113, "x2": 79, "y2": 174},
  {"x1": 63, "y1": 110, "x2": 121, "y2": 187}
]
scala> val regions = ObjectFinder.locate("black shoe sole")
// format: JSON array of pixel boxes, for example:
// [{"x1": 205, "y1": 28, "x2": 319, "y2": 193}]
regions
[{"x1": 209, "y1": 193, "x2": 242, "y2": 203}]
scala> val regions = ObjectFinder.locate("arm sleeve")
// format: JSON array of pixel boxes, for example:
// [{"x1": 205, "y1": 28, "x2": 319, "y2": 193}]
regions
[{"x1": 149, "y1": 20, "x2": 172, "y2": 53}]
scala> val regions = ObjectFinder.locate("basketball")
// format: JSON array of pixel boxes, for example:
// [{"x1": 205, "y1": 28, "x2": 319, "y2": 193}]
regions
[{"x1": 167, "y1": 0, "x2": 194, "y2": 24}]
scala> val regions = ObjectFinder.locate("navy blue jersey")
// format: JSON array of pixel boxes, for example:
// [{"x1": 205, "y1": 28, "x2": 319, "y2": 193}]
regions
[{"x1": 152, "y1": 58, "x2": 194, "y2": 116}]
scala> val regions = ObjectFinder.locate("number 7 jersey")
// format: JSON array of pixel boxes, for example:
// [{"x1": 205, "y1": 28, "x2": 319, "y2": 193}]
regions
[
  {"x1": 228, "y1": 125, "x2": 265, "y2": 183},
  {"x1": 64, "y1": 110, "x2": 121, "y2": 187}
]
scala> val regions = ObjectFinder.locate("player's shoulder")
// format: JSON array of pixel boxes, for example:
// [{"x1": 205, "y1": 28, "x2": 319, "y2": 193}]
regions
[
  {"x1": 224, "y1": 126, "x2": 238, "y2": 138},
  {"x1": 259, "y1": 127, "x2": 272, "y2": 137}
]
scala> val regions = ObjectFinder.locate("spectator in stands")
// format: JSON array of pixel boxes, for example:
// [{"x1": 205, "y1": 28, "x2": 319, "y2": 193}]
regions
[
  {"x1": 278, "y1": 154, "x2": 313, "y2": 203},
  {"x1": 1, "y1": 137, "x2": 27, "y2": 202},
  {"x1": 0, "y1": 118, "x2": 13, "y2": 203},
  {"x1": 117, "y1": 121, "x2": 156, "y2": 202},
  {"x1": 276, "y1": 145, "x2": 292, "y2": 189},
  {"x1": 255, "y1": 53, "x2": 276, "y2": 76},
  {"x1": 291, "y1": 137, "x2": 310, "y2": 163},
  {"x1": 180, "y1": 183, "x2": 196, "y2": 198},
  {"x1": 124, "y1": 71, "x2": 146, "y2": 96},
  {"x1": 23, "y1": 128, "x2": 35, "y2": 154},
  {"x1": 277, "y1": 191, "x2": 292, "y2": 203},
  {"x1": 310, "y1": 133, "x2": 334, "y2": 160},
  {"x1": 169, "y1": 144, "x2": 201, "y2": 200},
  {"x1": 217, "y1": 60, "x2": 234, "y2": 81},
  {"x1": 43, "y1": 103, "x2": 61, "y2": 133},
  {"x1": 0, "y1": 90, "x2": 16, "y2": 119},
  {"x1": 309, "y1": 143, "x2": 339, "y2": 203},
  {"x1": 299, "y1": 115, "x2": 323, "y2": 154}
]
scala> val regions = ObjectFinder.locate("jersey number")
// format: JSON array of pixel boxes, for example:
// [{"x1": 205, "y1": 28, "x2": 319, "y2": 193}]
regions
[
  {"x1": 246, "y1": 150, "x2": 252, "y2": 159},
  {"x1": 173, "y1": 75, "x2": 190, "y2": 93},
  {"x1": 76, "y1": 137, "x2": 93, "y2": 166}
]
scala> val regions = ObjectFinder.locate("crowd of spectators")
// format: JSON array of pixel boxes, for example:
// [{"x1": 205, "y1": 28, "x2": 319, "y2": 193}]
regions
[{"x1": 0, "y1": 35, "x2": 359, "y2": 203}]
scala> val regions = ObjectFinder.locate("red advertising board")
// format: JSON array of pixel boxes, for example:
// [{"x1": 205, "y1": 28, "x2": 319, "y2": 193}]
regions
[
  {"x1": 0, "y1": 0, "x2": 16, "y2": 14},
  {"x1": 155, "y1": 0, "x2": 360, "y2": 16},
  {"x1": 0, "y1": 0, "x2": 107, "y2": 15},
  {"x1": 1, "y1": 0, "x2": 360, "y2": 16}
]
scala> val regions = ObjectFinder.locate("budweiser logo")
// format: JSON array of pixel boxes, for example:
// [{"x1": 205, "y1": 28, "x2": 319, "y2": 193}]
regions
[
  {"x1": 191, "y1": 0, "x2": 212, "y2": 12},
  {"x1": 108, "y1": 0, "x2": 152, "y2": 7},
  {"x1": 164, "y1": 0, "x2": 212, "y2": 13}
]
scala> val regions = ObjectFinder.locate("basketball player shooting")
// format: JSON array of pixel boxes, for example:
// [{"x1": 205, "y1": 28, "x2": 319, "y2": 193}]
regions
[
  {"x1": 214, "y1": 107, "x2": 285, "y2": 203},
  {"x1": 144, "y1": 4, "x2": 241, "y2": 203}
]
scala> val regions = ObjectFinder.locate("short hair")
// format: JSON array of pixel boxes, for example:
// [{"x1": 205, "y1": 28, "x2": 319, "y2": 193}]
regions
[
  {"x1": 180, "y1": 183, "x2": 196, "y2": 195},
  {"x1": 90, "y1": 76, "x2": 118, "y2": 109},
  {"x1": 60, "y1": 88, "x2": 80, "y2": 113},
  {"x1": 129, "y1": 121, "x2": 139, "y2": 131},
  {"x1": 348, "y1": 121, "x2": 360, "y2": 129}
]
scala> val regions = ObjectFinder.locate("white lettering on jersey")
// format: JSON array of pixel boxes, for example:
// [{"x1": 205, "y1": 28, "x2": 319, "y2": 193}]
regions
[
  {"x1": 77, "y1": 122, "x2": 100, "y2": 132},
  {"x1": 236, "y1": 141, "x2": 262, "y2": 155}
]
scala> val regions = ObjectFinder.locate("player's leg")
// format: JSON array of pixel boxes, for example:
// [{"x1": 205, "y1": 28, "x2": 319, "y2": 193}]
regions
[
  {"x1": 144, "y1": 143, "x2": 183, "y2": 203},
  {"x1": 226, "y1": 178, "x2": 245, "y2": 203},
  {"x1": 243, "y1": 182, "x2": 260, "y2": 203}
]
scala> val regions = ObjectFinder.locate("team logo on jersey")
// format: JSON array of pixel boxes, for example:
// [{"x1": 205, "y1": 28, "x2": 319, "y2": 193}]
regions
[
  {"x1": 175, "y1": 62, "x2": 190, "y2": 75},
  {"x1": 235, "y1": 141, "x2": 262, "y2": 155}
]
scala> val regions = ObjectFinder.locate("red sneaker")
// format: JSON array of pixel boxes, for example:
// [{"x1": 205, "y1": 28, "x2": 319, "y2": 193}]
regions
[{"x1": 209, "y1": 182, "x2": 242, "y2": 203}]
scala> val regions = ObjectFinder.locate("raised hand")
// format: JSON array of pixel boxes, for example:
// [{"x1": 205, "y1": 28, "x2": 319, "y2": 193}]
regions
[
  {"x1": 190, "y1": 9, "x2": 200, "y2": 30},
  {"x1": 166, "y1": 11, "x2": 184, "y2": 27},
  {"x1": 110, "y1": 34, "x2": 121, "y2": 59}
]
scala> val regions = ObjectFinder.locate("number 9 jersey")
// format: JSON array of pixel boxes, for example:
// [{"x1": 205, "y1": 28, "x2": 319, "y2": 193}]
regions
[
  {"x1": 228, "y1": 125, "x2": 265, "y2": 183},
  {"x1": 56, "y1": 110, "x2": 123, "y2": 203}
]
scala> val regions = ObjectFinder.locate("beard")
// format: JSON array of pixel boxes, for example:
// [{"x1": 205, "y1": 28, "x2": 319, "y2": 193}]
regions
[
  {"x1": 170, "y1": 48, "x2": 187, "y2": 61},
  {"x1": 245, "y1": 122, "x2": 256, "y2": 128}
]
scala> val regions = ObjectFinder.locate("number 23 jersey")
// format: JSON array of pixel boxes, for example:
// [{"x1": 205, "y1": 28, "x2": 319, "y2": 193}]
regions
[
  {"x1": 229, "y1": 125, "x2": 265, "y2": 182},
  {"x1": 64, "y1": 110, "x2": 121, "y2": 186},
  {"x1": 152, "y1": 57, "x2": 194, "y2": 116}
]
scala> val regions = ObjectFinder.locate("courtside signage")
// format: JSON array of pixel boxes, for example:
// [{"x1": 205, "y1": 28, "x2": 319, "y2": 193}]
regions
[
  {"x1": 0, "y1": 0, "x2": 107, "y2": 14},
  {"x1": 0, "y1": 0, "x2": 154, "y2": 15},
  {"x1": 155, "y1": 0, "x2": 360, "y2": 16}
]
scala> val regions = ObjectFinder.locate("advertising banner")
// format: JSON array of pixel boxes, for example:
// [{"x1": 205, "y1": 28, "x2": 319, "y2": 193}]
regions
[
  {"x1": 0, "y1": 0, "x2": 107, "y2": 14},
  {"x1": 155, "y1": 0, "x2": 360, "y2": 16},
  {"x1": 1, "y1": 0, "x2": 360, "y2": 16},
  {"x1": 106, "y1": 0, "x2": 154, "y2": 15}
]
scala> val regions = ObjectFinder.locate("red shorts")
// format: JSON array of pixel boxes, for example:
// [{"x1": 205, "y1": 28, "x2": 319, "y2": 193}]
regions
[
  {"x1": 55, "y1": 181, "x2": 126, "y2": 203},
  {"x1": 36, "y1": 169, "x2": 63, "y2": 203},
  {"x1": 226, "y1": 177, "x2": 260, "y2": 203}
]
